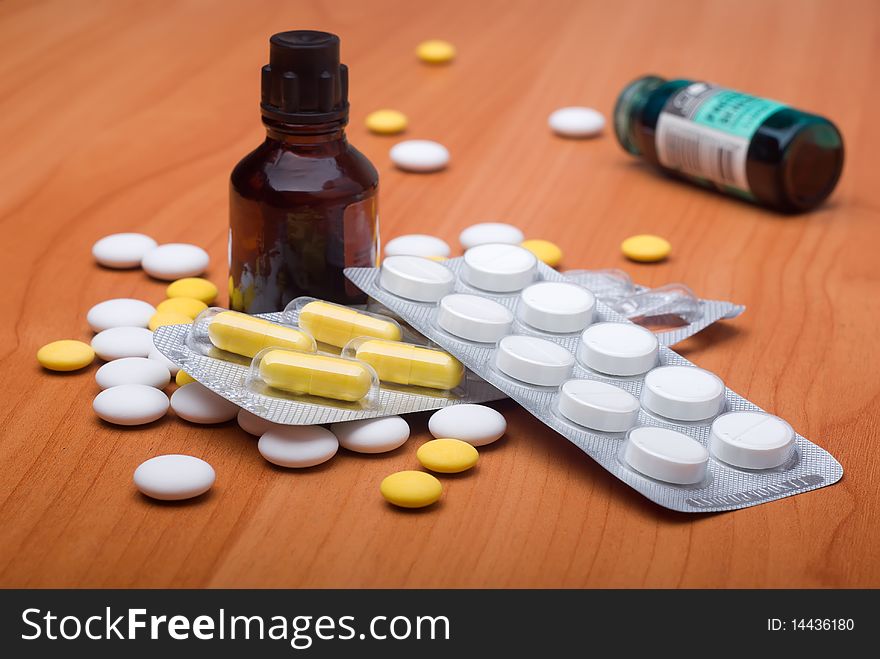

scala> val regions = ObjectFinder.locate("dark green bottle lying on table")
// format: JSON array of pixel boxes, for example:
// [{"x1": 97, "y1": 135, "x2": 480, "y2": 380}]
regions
[{"x1": 614, "y1": 75, "x2": 844, "y2": 212}]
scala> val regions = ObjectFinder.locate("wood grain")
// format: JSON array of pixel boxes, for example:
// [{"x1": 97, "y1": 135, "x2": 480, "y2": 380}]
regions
[{"x1": 1, "y1": 0, "x2": 878, "y2": 588}]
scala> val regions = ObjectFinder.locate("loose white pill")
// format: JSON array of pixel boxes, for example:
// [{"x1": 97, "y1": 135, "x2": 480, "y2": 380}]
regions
[
  {"x1": 95, "y1": 357, "x2": 170, "y2": 390},
  {"x1": 710, "y1": 411, "x2": 795, "y2": 469},
  {"x1": 518, "y1": 281, "x2": 595, "y2": 332},
  {"x1": 495, "y1": 335, "x2": 574, "y2": 386},
  {"x1": 459, "y1": 222, "x2": 525, "y2": 250},
  {"x1": 429, "y1": 404, "x2": 506, "y2": 447},
  {"x1": 380, "y1": 255, "x2": 456, "y2": 302},
  {"x1": 93, "y1": 384, "x2": 169, "y2": 425},
  {"x1": 92, "y1": 232, "x2": 158, "y2": 269},
  {"x1": 133, "y1": 454, "x2": 215, "y2": 501},
  {"x1": 258, "y1": 425, "x2": 339, "y2": 468},
  {"x1": 437, "y1": 293, "x2": 514, "y2": 342},
  {"x1": 548, "y1": 106, "x2": 605, "y2": 138},
  {"x1": 331, "y1": 415, "x2": 410, "y2": 454},
  {"x1": 641, "y1": 366, "x2": 725, "y2": 421},
  {"x1": 578, "y1": 322, "x2": 658, "y2": 376},
  {"x1": 384, "y1": 234, "x2": 451, "y2": 258},
  {"x1": 389, "y1": 140, "x2": 450, "y2": 172},
  {"x1": 623, "y1": 426, "x2": 709, "y2": 484},
  {"x1": 558, "y1": 379, "x2": 641, "y2": 432},
  {"x1": 462, "y1": 243, "x2": 537, "y2": 292},
  {"x1": 148, "y1": 346, "x2": 180, "y2": 375},
  {"x1": 91, "y1": 326, "x2": 155, "y2": 361},
  {"x1": 170, "y1": 382, "x2": 238, "y2": 424},
  {"x1": 86, "y1": 298, "x2": 157, "y2": 332},
  {"x1": 141, "y1": 243, "x2": 210, "y2": 280},
  {"x1": 237, "y1": 408, "x2": 281, "y2": 437}
]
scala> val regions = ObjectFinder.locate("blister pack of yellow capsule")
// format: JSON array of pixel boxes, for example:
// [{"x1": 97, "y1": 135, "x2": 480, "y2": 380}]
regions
[{"x1": 152, "y1": 304, "x2": 502, "y2": 425}]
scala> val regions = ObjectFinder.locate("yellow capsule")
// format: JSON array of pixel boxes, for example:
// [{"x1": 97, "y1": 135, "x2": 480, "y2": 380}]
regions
[
  {"x1": 148, "y1": 311, "x2": 194, "y2": 331},
  {"x1": 176, "y1": 370, "x2": 196, "y2": 386},
  {"x1": 354, "y1": 339, "x2": 463, "y2": 390},
  {"x1": 157, "y1": 297, "x2": 208, "y2": 319},
  {"x1": 417, "y1": 438, "x2": 479, "y2": 474},
  {"x1": 207, "y1": 311, "x2": 314, "y2": 359},
  {"x1": 365, "y1": 109, "x2": 408, "y2": 135},
  {"x1": 380, "y1": 471, "x2": 442, "y2": 508},
  {"x1": 298, "y1": 300, "x2": 401, "y2": 348},
  {"x1": 166, "y1": 277, "x2": 218, "y2": 304},
  {"x1": 416, "y1": 39, "x2": 456, "y2": 64},
  {"x1": 621, "y1": 234, "x2": 671, "y2": 263},
  {"x1": 258, "y1": 349, "x2": 373, "y2": 402},
  {"x1": 37, "y1": 339, "x2": 95, "y2": 372},
  {"x1": 521, "y1": 239, "x2": 563, "y2": 267}
]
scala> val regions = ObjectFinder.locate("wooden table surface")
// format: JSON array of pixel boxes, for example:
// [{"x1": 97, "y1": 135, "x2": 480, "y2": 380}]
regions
[{"x1": 2, "y1": 0, "x2": 878, "y2": 588}]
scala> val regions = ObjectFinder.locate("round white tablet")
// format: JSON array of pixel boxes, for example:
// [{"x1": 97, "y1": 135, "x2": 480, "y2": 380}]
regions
[
  {"x1": 389, "y1": 140, "x2": 450, "y2": 172},
  {"x1": 380, "y1": 255, "x2": 455, "y2": 302},
  {"x1": 331, "y1": 415, "x2": 410, "y2": 454},
  {"x1": 459, "y1": 222, "x2": 524, "y2": 250},
  {"x1": 237, "y1": 408, "x2": 281, "y2": 437},
  {"x1": 548, "y1": 106, "x2": 605, "y2": 138},
  {"x1": 148, "y1": 346, "x2": 180, "y2": 375},
  {"x1": 134, "y1": 454, "x2": 215, "y2": 501},
  {"x1": 495, "y1": 335, "x2": 574, "y2": 386},
  {"x1": 623, "y1": 426, "x2": 709, "y2": 484},
  {"x1": 518, "y1": 281, "x2": 595, "y2": 332},
  {"x1": 93, "y1": 384, "x2": 169, "y2": 425},
  {"x1": 92, "y1": 232, "x2": 158, "y2": 269},
  {"x1": 384, "y1": 234, "x2": 451, "y2": 258},
  {"x1": 86, "y1": 298, "x2": 157, "y2": 332},
  {"x1": 710, "y1": 411, "x2": 795, "y2": 469},
  {"x1": 170, "y1": 382, "x2": 238, "y2": 424},
  {"x1": 462, "y1": 243, "x2": 537, "y2": 292},
  {"x1": 95, "y1": 357, "x2": 170, "y2": 390},
  {"x1": 437, "y1": 293, "x2": 514, "y2": 342},
  {"x1": 429, "y1": 404, "x2": 507, "y2": 447},
  {"x1": 141, "y1": 243, "x2": 210, "y2": 280},
  {"x1": 577, "y1": 322, "x2": 658, "y2": 376},
  {"x1": 558, "y1": 379, "x2": 640, "y2": 432},
  {"x1": 258, "y1": 425, "x2": 339, "y2": 468},
  {"x1": 641, "y1": 366, "x2": 725, "y2": 421},
  {"x1": 91, "y1": 327, "x2": 155, "y2": 361}
]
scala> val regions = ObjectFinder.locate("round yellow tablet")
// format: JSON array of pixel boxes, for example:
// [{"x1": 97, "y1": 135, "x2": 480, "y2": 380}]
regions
[
  {"x1": 380, "y1": 471, "x2": 442, "y2": 508},
  {"x1": 417, "y1": 438, "x2": 479, "y2": 474},
  {"x1": 156, "y1": 297, "x2": 208, "y2": 319},
  {"x1": 416, "y1": 39, "x2": 456, "y2": 64},
  {"x1": 166, "y1": 277, "x2": 218, "y2": 304},
  {"x1": 37, "y1": 339, "x2": 95, "y2": 372},
  {"x1": 621, "y1": 234, "x2": 671, "y2": 262},
  {"x1": 148, "y1": 311, "x2": 193, "y2": 331},
  {"x1": 521, "y1": 239, "x2": 563, "y2": 267},
  {"x1": 365, "y1": 109, "x2": 408, "y2": 135},
  {"x1": 176, "y1": 370, "x2": 195, "y2": 386}
]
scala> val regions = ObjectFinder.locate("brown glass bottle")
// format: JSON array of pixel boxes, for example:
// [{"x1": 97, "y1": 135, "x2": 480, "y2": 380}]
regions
[{"x1": 229, "y1": 31, "x2": 379, "y2": 313}]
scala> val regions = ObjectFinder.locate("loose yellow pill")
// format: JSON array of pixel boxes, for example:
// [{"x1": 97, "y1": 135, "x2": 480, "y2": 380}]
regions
[
  {"x1": 416, "y1": 39, "x2": 456, "y2": 64},
  {"x1": 37, "y1": 340, "x2": 95, "y2": 372},
  {"x1": 176, "y1": 370, "x2": 196, "y2": 386},
  {"x1": 354, "y1": 339, "x2": 464, "y2": 390},
  {"x1": 621, "y1": 234, "x2": 671, "y2": 262},
  {"x1": 521, "y1": 239, "x2": 564, "y2": 267},
  {"x1": 157, "y1": 297, "x2": 208, "y2": 319},
  {"x1": 417, "y1": 438, "x2": 479, "y2": 474},
  {"x1": 298, "y1": 300, "x2": 401, "y2": 348},
  {"x1": 148, "y1": 311, "x2": 194, "y2": 331},
  {"x1": 208, "y1": 311, "x2": 314, "y2": 358},
  {"x1": 380, "y1": 471, "x2": 442, "y2": 508},
  {"x1": 365, "y1": 109, "x2": 408, "y2": 135},
  {"x1": 166, "y1": 277, "x2": 218, "y2": 304},
  {"x1": 258, "y1": 349, "x2": 374, "y2": 402}
]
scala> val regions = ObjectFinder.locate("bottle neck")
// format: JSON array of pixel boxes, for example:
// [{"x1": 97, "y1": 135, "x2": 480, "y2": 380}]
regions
[{"x1": 263, "y1": 116, "x2": 347, "y2": 145}]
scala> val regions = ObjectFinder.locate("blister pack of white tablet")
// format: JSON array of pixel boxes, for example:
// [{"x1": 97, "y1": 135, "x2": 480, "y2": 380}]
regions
[
  {"x1": 152, "y1": 303, "x2": 503, "y2": 426},
  {"x1": 345, "y1": 249, "x2": 843, "y2": 512}
]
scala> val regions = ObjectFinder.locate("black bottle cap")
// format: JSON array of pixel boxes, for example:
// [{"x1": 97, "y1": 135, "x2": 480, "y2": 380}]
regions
[{"x1": 260, "y1": 30, "x2": 349, "y2": 125}]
